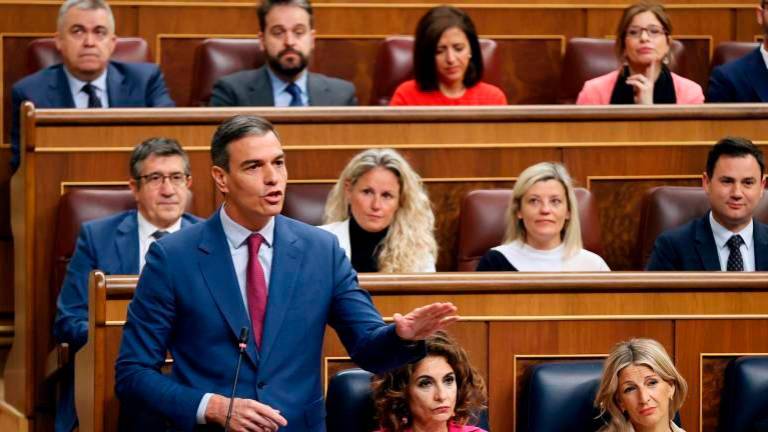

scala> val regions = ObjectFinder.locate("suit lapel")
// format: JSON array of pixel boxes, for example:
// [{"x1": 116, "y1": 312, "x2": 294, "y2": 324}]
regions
[
  {"x1": 248, "y1": 67, "x2": 276, "y2": 106},
  {"x1": 746, "y1": 49, "x2": 768, "y2": 102},
  {"x1": 115, "y1": 211, "x2": 140, "y2": 273},
  {"x1": 49, "y1": 66, "x2": 76, "y2": 107},
  {"x1": 259, "y1": 216, "x2": 303, "y2": 366},
  {"x1": 753, "y1": 220, "x2": 768, "y2": 270},
  {"x1": 694, "y1": 214, "x2": 722, "y2": 271},
  {"x1": 106, "y1": 62, "x2": 129, "y2": 107},
  {"x1": 197, "y1": 212, "x2": 260, "y2": 365},
  {"x1": 307, "y1": 72, "x2": 329, "y2": 106}
]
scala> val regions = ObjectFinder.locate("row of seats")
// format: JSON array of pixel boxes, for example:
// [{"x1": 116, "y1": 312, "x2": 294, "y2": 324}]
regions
[
  {"x1": 326, "y1": 356, "x2": 768, "y2": 432},
  {"x1": 24, "y1": 37, "x2": 759, "y2": 106}
]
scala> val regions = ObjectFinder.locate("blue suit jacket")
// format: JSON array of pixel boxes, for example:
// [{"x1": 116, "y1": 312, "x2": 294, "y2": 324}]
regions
[
  {"x1": 10, "y1": 61, "x2": 175, "y2": 171},
  {"x1": 115, "y1": 212, "x2": 424, "y2": 431},
  {"x1": 646, "y1": 213, "x2": 768, "y2": 270},
  {"x1": 707, "y1": 48, "x2": 768, "y2": 103},
  {"x1": 53, "y1": 209, "x2": 200, "y2": 432}
]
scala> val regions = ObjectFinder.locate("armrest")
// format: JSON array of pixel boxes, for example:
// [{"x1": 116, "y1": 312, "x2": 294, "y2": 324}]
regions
[{"x1": 45, "y1": 342, "x2": 70, "y2": 381}]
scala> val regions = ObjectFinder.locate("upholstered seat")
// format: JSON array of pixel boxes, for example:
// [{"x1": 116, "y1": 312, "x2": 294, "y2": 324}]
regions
[
  {"x1": 369, "y1": 36, "x2": 503, "y2": 105},
  {"x1": 518, "y1": 360, "x2": 605, "y2": 432},
  {"x1": 456, "y1": 188, "x2": 603, "y2": 271},
  {"x1": 26, "y1": 37, "x2": 150, "y2": 74},
  {"x1": 189, "y1": 38, "x2": 264, "y2": 106},
  {"x1": 557, "y1": 37, "x2": 686, "y2": 104},
  {"x1": 711, "y1": 42, "x2": 760, "y2": 71},
  {"x1": 282, "y1": 184, "x2": 331, "y2": 226},
  {"x1": 636, "y1": 186, "x2": 768, "y2": 269},
  {"x1": 718, "y1": 356, "x2": 768, "y2": 432}
]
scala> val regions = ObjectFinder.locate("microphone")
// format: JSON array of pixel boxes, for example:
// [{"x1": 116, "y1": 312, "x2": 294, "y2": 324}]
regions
[{"x1": 224, "y1": 327, "x2": 249, "y2": 432}]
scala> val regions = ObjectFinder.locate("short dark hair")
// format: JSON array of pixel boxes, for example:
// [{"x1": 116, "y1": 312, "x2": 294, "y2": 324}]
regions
[
  {"x1": 129, "y1": 137, "x2": 190, "y2": 181},
  {"x1": 413, "y1": 6, "x2": 484, "y2": 92},
  {"x1": 210, "y1": 115, "x2": 280, "y2": 171},
  {"x1": 706, "y1": 136, "x2": 765, "y2": 178},
  {"x1": 257, "y1": 0, "x2": 314, "y2": 31},
  {"x1": 371, "y1": 331, "x2": 487, "y2": 432}
]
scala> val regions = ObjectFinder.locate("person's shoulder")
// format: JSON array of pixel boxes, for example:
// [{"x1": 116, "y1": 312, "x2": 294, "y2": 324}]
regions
[
  {"x1": 110, "y1": 60, "x2": 160, "y2": 73},
  {"x1": 82, "y1": 209, "x2": 136, "y2": 231},
  {"x1": 217, "y1": 67, "x2": 264, "y2": 85},
  {"x1": 13, "y1": 64, "x2": 62, "y2": 93},
  {"x1": 182, "y1": 212, "x2": 204, "y2": 224},
  {"x1": 395, "y1": 79, "x2": 419, "y2": 92},
  {"x1": 656, "y1": 215, "x2": 702, "y2": 244},
  {"x1": 576, "y1": 70, "x2": 619, "y2": 104},
  {"x1": 714, "y1": 48, "x2": 761, "y2": 75},
  {"x1": 670, "y1": 72, "x2": 704, "y2": 103},
  {"x1": 318, "y1": 219, "x2": 346, "y2": 235},
  {"x1": 278, "y1": 215, "x2": 337, "y2": 242},
  {"x1": 309, "y1": 71, "x2": 355, "y2": 90},
  {"x1": 574, "y1": 248, "x2": 611, "y2": 271},
  {"x1": 584, "y1": 70, "x2": 620, "y2": 88},
  {"x1": 470, "y1": 81, "x2": 507, "y2": 104}
]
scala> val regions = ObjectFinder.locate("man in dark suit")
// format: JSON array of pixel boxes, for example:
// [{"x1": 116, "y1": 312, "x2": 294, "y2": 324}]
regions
[
  {"x1": 115, "y1": 115, "x2": 457, "y2": 431},
  {"x1": 707, "y1": 1, "x2": 768, "y2": 102},
  {"x1": 10, "y1": 0, "x2": 175, "y2": 171},
  {"x1": 210, "y1": 0, "x2": 357, "y2": 107},
  {"x1": 53, "y1": 137, "x2": 201, "y2": 432},
  {"x1": 647, "y1": 137, "x2": 768, "y2": 270}
]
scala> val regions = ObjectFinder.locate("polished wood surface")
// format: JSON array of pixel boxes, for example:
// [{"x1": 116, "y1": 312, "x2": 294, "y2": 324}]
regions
[{"x1": 78, "y1": 272, "x2": 768, "y2": 432}]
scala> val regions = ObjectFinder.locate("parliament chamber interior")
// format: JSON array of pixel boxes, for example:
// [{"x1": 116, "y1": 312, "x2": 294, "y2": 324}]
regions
[{"x1": 0, "y1": 0, "x2": 767, "y2": 431}]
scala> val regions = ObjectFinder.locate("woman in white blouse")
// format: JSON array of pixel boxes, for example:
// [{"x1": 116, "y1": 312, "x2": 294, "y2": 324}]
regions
[
  {"x1": 476, "y1": 162, "x2": 609, "y2": 271},
  {"x1": 321, "y1": 148, "x2": 437, "y2": 272}
]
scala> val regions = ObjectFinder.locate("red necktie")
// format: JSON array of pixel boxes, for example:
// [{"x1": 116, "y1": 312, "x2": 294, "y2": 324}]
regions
[{"x1": 247, "y1": 233, "x2": 268, "y2": 348}]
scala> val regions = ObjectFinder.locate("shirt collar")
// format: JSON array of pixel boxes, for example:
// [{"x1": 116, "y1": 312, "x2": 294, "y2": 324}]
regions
[
  {"x1": 266, "y1": 66, "x2": 308, "y2": 97},
  {"x1": 137, "y1": 210, "x2": 183, "y2": 239},
  {"x1": 63, "y1": 66, "x2": 108, "y2": 94},
  {"x1": 220, "y1": 205, "x2": 275, "y2": 249},
  {"x1": 709, "y1": 211, "x2": 754, "y2": 251},
  {"x1": 760, "y1": 43, "x2": 768, "y2": 71}
]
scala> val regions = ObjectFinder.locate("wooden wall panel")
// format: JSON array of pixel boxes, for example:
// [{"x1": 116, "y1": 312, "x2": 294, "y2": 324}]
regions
[
  {"x1": 489, "y1": 320, "x2": 674, "y2": 432},
  {"x1": 2, "y1": 35, "x2": 48, "y2": 144},
  {"x1": 735, "y1": 8, "x2": 762, "y2": 42},
  {"x1": 493, "y1": 38, "x2": 563, "y2": 104},
  {"x1": 675, "y1": 320, "x2": 768, "y2": 432},
  {"x1": 677, "y1": 37, "x2": 712, "y2": 91}
]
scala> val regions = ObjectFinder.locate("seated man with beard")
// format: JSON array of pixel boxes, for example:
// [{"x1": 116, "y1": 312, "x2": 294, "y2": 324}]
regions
[{"x1": 210, "y1": 0, "x2": 358, "y2": 107}]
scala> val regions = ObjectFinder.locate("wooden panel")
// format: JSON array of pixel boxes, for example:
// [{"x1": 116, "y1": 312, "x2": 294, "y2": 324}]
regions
[
  {"x1": 493, "y1": 38, "x2": 563, "y2": 104},
  {"x1": 735, "y1": 8, "x2": 763, "y2": 42},
  {"x1": 677, "y1": 37, "x2": 712, "y2": 91},
  {"x1": 701, "y1": 356, "x2": 732, "y2": 432},
  {"x1": 2, "y1": 35, "x2": 48, "y2": 144}
]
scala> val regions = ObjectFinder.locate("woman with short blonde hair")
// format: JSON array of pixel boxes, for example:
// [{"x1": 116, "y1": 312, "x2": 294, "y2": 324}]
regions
[{"x1": 322, "y1": 148, "x2": 437, "y2": 272}]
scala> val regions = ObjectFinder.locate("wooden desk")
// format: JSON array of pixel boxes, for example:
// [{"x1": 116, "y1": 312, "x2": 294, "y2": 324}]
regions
[
  {"x1": 79, "y1": 272, "x2": 768, "y2": 432},
  {"x1": 6, "y1": 104, "x2": 768, "y2": 429}
]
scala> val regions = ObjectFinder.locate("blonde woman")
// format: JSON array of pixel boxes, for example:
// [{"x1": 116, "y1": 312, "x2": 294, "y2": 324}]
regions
[
  {"x1": 321, "y1": 148, "x2": 437, "y2": 272},
  {"x1": 595, "y1": 338, "x2": 688, "y2": 432},
  {"x1": 476, "y1": 162, "x2": 609, "y2": 271}
]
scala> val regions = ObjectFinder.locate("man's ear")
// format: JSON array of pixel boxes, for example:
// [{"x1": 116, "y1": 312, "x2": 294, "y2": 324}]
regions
[
  {"x1": 211, "y1": 165, "x2": 229, "y2": 195},
  {"x1": 702, "y1": 172, "x2": 711, "y2": 193}
]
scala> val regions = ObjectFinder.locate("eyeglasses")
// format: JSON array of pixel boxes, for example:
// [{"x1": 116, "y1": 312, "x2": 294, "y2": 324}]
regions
[
  {"x1": 136, "y1": 172, "x2": 189, "y2": 188},
  {"x1": 626, "y1": 25, "x2": 667, "y2": 39}
]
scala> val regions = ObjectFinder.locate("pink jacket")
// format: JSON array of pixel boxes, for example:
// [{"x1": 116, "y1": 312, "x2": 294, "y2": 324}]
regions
[
  {"x1": 576, "y1": 69, "x2": 704, "y2": 105},
  {"x1": 375, "y1": 423, "x2": 487, "y2": 432}
]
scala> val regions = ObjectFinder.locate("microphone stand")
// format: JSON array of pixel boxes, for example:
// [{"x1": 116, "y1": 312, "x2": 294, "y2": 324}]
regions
[{"x1": 224, "y1": 327, "x2": 249, "y2": 432}]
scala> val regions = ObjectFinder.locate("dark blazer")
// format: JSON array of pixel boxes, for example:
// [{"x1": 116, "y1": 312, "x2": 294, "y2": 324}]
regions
[
  {"x1": 52, "y1": 209, "x2": 200, "y2": 432},
  {"x1": 10, "y1": 61, "x2": 175, "y2": 171},
  {"x1": 115, "y1": 212, "x2": 424, "y2": 431},
  {"x1": 707, "y1": 48, "x2": 768, "y2": 103},
  {"x1": 209, "y1": 65, "x2": 358, "y2": 107},
  {"x1": 646, "y1": 213, "x2": 768, "y2": 271}
]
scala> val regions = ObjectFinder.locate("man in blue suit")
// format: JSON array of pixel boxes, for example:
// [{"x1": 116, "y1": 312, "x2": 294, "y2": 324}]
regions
[
  {"x1": 115, "y1": 115, "x2": 458, "y2": 431},
  {"x1": 9, "y1": 0, "x2": 175, "y2": 171},
  {"x1": 707, "y1": 1, "x2": 768, "y2": 102},
  {"x1": 53, "y1": 137, "x2": 201, "y2": 431},
  {"x1": 647, "y1": 137, "x2": 768, "y2": 270}
]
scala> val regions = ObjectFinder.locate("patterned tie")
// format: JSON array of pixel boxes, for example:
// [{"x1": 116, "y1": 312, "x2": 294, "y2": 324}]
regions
[
  {"x1": 247, "y1": 233, "x2": 268, "y2": 348},
  {"x1": 151, "y1": 230, "x2": 169, "y2": 240},
  {"x1": 285, "y1": 82, "x2": 304, "y2": 107},
  {"x1": 81, "y1": 83, "x2": 102, "y2": 108},
  {"x1": 726, "y1": 234, "x2": 745, "y2": 271}
]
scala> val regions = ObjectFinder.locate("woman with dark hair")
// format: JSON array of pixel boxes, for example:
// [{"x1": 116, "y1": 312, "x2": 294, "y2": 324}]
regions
[
  {"x1": 576, "y1": 1, "x2": 703, "y2": 105},
  {"x1": 390, "y1": 5, "x2": 507, "y2": 106},
  {"x1": 372, "y1": 331, "x2": 487, "y2": 432}
]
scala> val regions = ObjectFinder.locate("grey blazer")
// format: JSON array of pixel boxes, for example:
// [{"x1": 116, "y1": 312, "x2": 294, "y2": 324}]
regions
[{"x1": 209, "y1": 65, "x2": 358, "y2": 106}]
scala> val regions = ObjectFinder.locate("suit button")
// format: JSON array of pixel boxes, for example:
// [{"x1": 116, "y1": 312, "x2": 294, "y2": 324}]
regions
[{"x1": 258, "y1": 382, "x2": 266, "y2": 389}]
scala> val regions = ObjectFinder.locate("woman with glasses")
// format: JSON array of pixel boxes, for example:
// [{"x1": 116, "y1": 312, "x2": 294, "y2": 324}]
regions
[{"x1": 576, "y1": 1, "x2": 703, "y2": 105}]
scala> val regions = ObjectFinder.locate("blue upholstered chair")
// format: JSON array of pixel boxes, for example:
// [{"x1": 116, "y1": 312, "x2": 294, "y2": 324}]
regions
[{"x1": 718, "y1": 356, "x2": 768, "y2": 432}]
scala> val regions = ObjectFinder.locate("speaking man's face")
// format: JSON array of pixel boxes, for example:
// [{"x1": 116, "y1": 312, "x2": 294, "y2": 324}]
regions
[
  {"x1": 55, "y1": 7, "x2": 116, "y2": 81},
  {"x1": 260, "y1": 5, "x2": 315, "y2": 80}
]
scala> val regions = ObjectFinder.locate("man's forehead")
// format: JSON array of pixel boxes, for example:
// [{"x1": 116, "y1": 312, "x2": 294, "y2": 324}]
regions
[
  {"x1": 61, "y1": 8, "x2": 111, "y2": 28},
  {"x1": 713, "y1": 155, "x2": 762, "y2": 176},
  {"x1": 265, "y1": 5, "x2": 311, "y2": 27}
]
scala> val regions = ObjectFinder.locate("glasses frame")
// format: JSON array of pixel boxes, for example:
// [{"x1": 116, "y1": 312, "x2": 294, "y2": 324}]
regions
[{"x1": 135, "y1": 172, "x2": 190, "y2": 188}]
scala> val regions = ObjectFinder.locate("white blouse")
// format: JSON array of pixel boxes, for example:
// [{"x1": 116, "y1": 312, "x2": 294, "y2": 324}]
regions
[{"x1": 491, "y1": 240, "x2": 610, "y2": 271}]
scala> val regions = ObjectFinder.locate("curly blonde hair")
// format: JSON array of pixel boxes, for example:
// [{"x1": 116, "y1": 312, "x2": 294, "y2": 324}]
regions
[
  {"x1": 595, "y1": 338, "x2": 688, "y2": 432},
  {"x1": 504, "y1": 162, "x2": 582, "y2": 258},
  {"x1": 323, "y1": 148, "x2": 437, "y2": 272},
  {"x1": 371, "y1": 331, "x2": 487, "y2": 432}
]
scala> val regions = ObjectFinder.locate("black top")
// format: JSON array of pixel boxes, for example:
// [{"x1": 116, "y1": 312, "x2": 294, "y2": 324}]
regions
[
  {"x1": 475, "y1": 250, "x2": 518, "y2": 271},
  {"x1": 349, "y1": 216, "x2": 388, "y2": 273},
  {"x1": 610, "y1": 64, "x2": 677, "y2": 104}
]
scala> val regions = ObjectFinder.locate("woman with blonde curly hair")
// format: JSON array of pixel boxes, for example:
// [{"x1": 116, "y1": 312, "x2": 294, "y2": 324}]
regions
[
  {"x1": 371, "y1": 331, "x2": 488, "y2": 432},
  {"x1": 595, "y1": 338, "x2": 688, "y2": 432},
  {"x1": 476, "y1": 161, "x2": 609, "y2": 271},
  {"x1": 321, "y1": 148, "x2": 437, "y2": 272}
]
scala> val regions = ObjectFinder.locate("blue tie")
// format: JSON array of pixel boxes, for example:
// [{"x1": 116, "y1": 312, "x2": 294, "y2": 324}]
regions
[{"x1": 285, "y1": 82, "x2": 303, "y2": 107}]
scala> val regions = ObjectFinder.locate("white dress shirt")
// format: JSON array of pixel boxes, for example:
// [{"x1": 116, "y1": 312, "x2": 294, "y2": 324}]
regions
[
  {"x1": 709, "y1": 212, "x2": 755, "y2": 271},
  {"x1": 136, "y1": 211, "x2": 182, "y2": 271},
  {"x1": 63, "y1": 67, "x2": 109, "y2": 108}
]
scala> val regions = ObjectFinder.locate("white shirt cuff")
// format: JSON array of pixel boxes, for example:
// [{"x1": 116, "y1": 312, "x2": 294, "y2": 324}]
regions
[{"x1": 196, "y1": 393, "x2": 213, "y2": 424}]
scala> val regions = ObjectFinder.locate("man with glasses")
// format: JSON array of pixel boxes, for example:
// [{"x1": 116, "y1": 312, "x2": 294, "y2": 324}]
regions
[
  {"x1": 52, "y1": 137, "x2": 200, "y2": 432},
  {"x1": 10, "y1": 0, "x2": 175, "y2": 171},
  {"x1": 708, "y1": 0, "x2": 768, "y2": 102}
]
